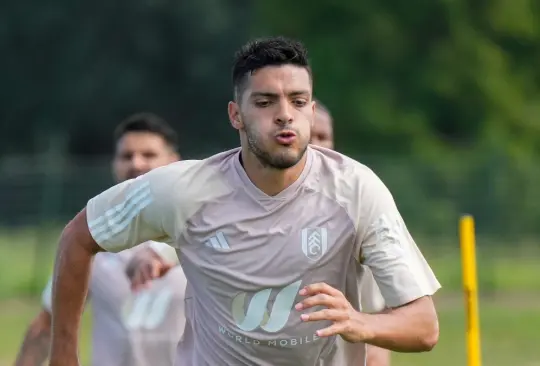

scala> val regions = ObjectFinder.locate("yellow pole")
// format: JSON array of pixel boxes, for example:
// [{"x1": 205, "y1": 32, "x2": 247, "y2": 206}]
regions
[{"x1": 459, "y1": 215, "x2": 482, "y2": 366}]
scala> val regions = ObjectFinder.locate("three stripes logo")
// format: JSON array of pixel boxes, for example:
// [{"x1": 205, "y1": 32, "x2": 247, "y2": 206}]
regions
[
  {"x1": 205, "y1": 231, "x2": 230, "y2": 250},
  {"x1": 301, "y1": 227, "x2": 328, "y2": 261},
  {"x1": 88, "y1": 180, "x2": 153, "y2": 244}
]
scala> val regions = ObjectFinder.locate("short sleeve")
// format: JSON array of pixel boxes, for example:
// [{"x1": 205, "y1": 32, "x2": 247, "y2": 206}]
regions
[
  {"x1": 355, "y1": 173, "x2": 441, "y2": 308},
  {"x1": 86, "y1": 165, "x2": 178, "y2": 252},
  {"x1": 41, "y1": 277, "x2": 53, "y2": 312}
]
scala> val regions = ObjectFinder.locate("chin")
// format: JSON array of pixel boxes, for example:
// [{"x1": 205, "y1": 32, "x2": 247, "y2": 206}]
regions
[{"x1": 270, "y1": 151, "x2": 304, "y2": 169}]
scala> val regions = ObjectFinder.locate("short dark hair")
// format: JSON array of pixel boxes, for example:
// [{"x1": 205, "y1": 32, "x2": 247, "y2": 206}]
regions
[
  {"x1": 114, "y1": 112, "x2": 178, "y2": 151},
  {"x1": 232, "y1": 36, "x2": 311, "y2": 100}
]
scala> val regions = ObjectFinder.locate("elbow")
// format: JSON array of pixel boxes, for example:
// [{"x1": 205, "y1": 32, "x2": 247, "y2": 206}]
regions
[{"x1": 419, "y1": 319, "x2": 439, "y2": 352}]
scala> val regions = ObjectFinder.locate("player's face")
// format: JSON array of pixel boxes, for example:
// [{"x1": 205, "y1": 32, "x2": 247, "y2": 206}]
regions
[
  {"x1": 229, "y1": 65, "x2": 314, "y2": 170},
  {"x1": 311, "y1": 109, "x2": 334, "y2": 150},
  {"x1": 113, "y1": 132, "x2": 178, "y2": 182}
]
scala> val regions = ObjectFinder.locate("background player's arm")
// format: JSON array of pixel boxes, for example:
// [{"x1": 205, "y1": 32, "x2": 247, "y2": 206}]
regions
[
  {"x1": 49, "y1": 169, "x2": 176, "y2": 365},
  {"x1": 356, "y1": 173, "x2": 441, "y2": 352},
  {"x1": 125, "y1": 243, "x2": 178, "y2": 290},
  {"x1": 14, "y1": 309, "x2": 51, "y2": 366},
  {"x1": 15, "y1": 272, "x2": 92, "y2": 366}
]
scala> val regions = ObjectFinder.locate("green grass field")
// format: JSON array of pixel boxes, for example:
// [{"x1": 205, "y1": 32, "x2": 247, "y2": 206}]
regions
[{"x1": 0, "y1": 228, "x2": 539, "y2": 365}]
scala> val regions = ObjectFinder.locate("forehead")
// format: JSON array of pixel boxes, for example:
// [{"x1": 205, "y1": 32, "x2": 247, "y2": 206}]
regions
[
  {"x1": 116, "y1": 132, "x2": 168, "y2": 152},
  {"x1": 244, "y1": 65, "x2": 312, "y2": 95}
]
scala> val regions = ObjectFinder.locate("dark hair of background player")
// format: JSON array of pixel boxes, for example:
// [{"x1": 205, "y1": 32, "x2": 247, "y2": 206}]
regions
[{"x1": 114, "y1": 112, "x2": 179, "y2": 152}]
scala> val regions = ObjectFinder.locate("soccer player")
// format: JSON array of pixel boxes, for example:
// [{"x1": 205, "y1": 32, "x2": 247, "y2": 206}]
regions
[
  {"x1": 15, "y1": 113, "x2": 188, "y2": 366},
  {"x1": 126, "y1": 101, "x2": 390, "y2": 366},
  {"x1": 49, "y1": 37, "x2": 440, "y2": 366},
  {"x1": 312, "y1": 100, "x2": 391, "y2": 366}
]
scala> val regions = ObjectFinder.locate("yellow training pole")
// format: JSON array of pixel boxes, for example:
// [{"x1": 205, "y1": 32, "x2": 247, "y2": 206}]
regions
[{"x1": 459, "y1": 215, "x2": 482, "y2": 366}]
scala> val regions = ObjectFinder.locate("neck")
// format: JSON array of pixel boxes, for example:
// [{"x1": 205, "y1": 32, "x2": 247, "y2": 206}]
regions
[{"x1": 240, "y1": 149, "x2": 307, "y2": 196}]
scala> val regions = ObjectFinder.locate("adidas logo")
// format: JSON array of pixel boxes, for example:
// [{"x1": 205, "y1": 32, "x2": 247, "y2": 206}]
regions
[{"x1": 205, "y1": 231, "x2": 230, "y2": 250}]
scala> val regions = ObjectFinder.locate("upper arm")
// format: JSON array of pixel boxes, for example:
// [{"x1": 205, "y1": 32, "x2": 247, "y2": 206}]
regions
[
  {"x1": 86, "y1": 166, "x2": 178, "y2": 253},
  {"x1": 355, "y1": 172, "x2": 441, "y2": 308}
]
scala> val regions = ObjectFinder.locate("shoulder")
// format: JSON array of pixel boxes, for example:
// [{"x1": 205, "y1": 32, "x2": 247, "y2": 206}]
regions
[
  {"x1": 307, "y1": 145, "x2": 385, "y2": 200},
  {"x1": 146, "y1": 148, "x2": 239, "y2": 200}
]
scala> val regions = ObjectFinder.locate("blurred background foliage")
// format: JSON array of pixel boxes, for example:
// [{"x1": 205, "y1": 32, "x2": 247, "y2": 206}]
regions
[{"x1": 2, "y1": 0, "x2": 540, "y2": 238}]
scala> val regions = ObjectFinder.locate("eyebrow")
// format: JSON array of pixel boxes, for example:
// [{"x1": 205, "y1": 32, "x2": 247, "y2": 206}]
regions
[{"x1": 250, "y1": 90, "x2": 311, "y2": 98}]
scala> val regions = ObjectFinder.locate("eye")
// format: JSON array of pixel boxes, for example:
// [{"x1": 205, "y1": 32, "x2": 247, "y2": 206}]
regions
[
  {"x1": 293, "y1": 99, "x2": 308, "y2": 107},
  {"x1": 143, "y1": 152, "x2": 158, "y2": 159},
  {"x1": 255, "y1": 100, "x2": 271, "y2": 108},
  {"x1": 120, "y1": 153, "x2": 133, "y2": 161}
]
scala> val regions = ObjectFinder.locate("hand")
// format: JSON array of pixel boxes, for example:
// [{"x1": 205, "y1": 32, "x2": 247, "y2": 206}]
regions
[
  {"x1": 125, "y1": 248, "x2": 173, "y2": 291},
  {"x1": 295, "y1": 282, "x2": 373, "y2": 343}
]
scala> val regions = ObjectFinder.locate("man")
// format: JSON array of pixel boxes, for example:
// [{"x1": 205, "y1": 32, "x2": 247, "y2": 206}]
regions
[
  {"x1": 311, "y1": 100, "x2": 391, "y2": 366},
  {"x1": 49, "y1": 36, "x2": 440, "y2": 366},
  {"x1": 15, "y1": 113, "x2": 187, "y2": 366},
  {"x1": 126, "y1": 101, "x2": 390, "y2": 366}
]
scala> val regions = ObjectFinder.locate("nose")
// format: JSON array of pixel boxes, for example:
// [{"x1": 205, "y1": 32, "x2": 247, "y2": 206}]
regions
[
  {"x1": 129, "y1": 154, "x2": 147, "y2": 171},
  {"x1": 275, "y1": 100, "x2": 294, "y2": 125}
]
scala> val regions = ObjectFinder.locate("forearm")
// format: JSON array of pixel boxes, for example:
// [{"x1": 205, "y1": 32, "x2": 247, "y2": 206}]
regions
[
  {"x1": 14, "y1": 314, "x2": 51, "y2": 366},
  {"x1": 363, "y1": 297, "x2": 438, "y2": 352},
  {"x1": 50, "y1": 219, "x2": 99, "y2": 361}
]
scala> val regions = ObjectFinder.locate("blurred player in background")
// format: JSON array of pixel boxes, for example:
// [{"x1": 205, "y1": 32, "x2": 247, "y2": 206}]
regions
[
  {"x1": 312, "y1": 100, "x2": 391, "y2": 366},
  {"x1": 15, "y1": 113, "x2": 187, "y2": 366}
]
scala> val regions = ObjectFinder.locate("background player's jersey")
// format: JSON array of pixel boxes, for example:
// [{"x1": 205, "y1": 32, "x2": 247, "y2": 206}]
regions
[
  {"x1": 86, "y1": 147, "x2": 441, "y2": 366},
  {"x1": 42, "y1": 242, "x2": 187, "y2": 366},
  {"x1": 331, "y1": 265, "x2": 386, "y2": 365}
]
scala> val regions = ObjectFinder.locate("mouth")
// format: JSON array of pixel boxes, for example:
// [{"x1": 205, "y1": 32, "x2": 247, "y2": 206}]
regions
[{"x1": 275, "y1": 130, "x2": 297, "y2": 145}]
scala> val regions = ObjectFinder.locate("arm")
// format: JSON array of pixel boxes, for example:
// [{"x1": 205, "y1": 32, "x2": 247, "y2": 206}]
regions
[
  {"x1": 357, "y1": 172, "x2": 441, "y2": 352},
  {"x1": 49, "y1": 169, "x2": 177, "y2": 366},
  {"x1": 362, "y1": 296, "x2": 438, "y2": 352},
  {"x1": 49, "y1": 209, "x2": 102, "y2": 365},
  {"x1": 297, "y1": 171, "x2": 440, "y2": 353},
  {"x1": 14, "y1": 309, "x2": 51, "y2": 366},
  {"x1": 16, "y1": 270, "x2": 92, "y2": 366},
  {"x1": 125, "y1": 243, "x2": 178, "y2": 290}
]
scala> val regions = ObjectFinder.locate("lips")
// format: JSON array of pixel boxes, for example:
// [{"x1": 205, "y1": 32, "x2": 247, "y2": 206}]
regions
[{"x1": 275, "y1": 130, "x2": 297, "y2": 145}]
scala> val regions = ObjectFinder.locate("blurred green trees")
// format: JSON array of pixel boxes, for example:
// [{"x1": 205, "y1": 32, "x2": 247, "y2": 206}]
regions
[
  {"x1": 255, "y1": 0, "x2": 540, "y2": 236},
  {"x1": 1, "y1": 0, "x2": 540, "y2": 237}
]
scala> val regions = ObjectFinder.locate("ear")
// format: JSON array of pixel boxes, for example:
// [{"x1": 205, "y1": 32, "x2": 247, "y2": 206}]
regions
[{"x1": 228, "y1": 101, "x2": 243, "y2": 130}]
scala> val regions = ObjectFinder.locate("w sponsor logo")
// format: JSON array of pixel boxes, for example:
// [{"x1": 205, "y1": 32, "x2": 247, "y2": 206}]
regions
[
  {"x1": 301, "y1": 227, "x2": 328, "y2": 260},
  {"x1": 231, "y1": 281, "x2": 302, "y2": 333}
]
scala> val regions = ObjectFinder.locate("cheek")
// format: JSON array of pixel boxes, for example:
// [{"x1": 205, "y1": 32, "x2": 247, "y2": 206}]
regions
[
  {"x1": 113, "y1": 162, "x2": 129, "y2": 172},
  {"x1": 148, "y1": 156, "x2": 170, "y2": 168}
]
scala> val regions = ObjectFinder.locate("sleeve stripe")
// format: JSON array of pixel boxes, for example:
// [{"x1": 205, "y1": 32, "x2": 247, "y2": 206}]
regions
[
  {"x1": 88, "y1": 182, "x2": 154, "y2": 244},
  {"x1": 88, "y1": 181, "x2": 151, "y2": 230}
]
